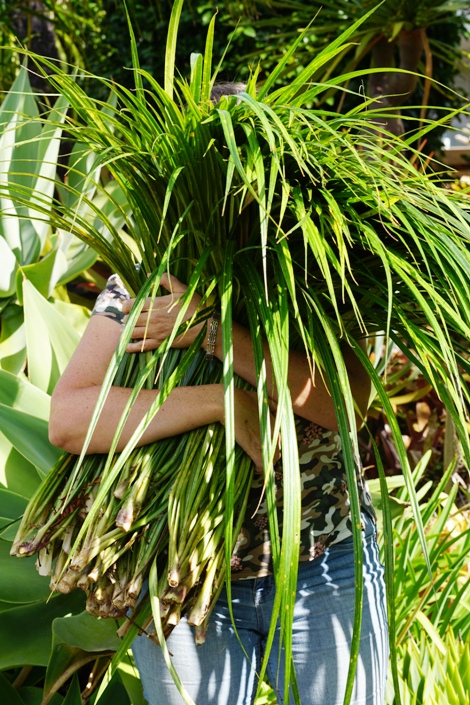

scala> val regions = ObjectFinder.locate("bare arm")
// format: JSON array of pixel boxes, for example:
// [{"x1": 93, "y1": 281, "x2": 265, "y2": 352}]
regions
[
  {"x1": 201, "y1": 319, "x2": 371, "y2": 431},
  {"x1": 123, "y1": 274, "x2": 371, "y2": 431},
  {"x1": 49, "y1": 315, "x2": 265, "y2": 467}
]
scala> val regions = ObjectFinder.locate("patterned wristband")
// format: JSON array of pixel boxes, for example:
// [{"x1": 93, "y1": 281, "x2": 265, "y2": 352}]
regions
[
  {"x1": 205, "y1": 310, "x2": 220, "y2": 361},
  {"x1": 91, "y1": 274, "x2": 131, "y2": 326}
]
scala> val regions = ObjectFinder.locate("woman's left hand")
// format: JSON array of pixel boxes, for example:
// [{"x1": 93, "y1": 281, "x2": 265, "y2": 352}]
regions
[{"x1": 122, "y1": 273, "x2": 204, "y2": 352}]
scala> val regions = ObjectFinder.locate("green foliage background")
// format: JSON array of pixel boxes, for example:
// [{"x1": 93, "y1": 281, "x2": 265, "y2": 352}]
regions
[
  {"x1": 0, "y1": 2, "x2": 469, "y2": 704},
  {"x1": 78, "y1": 1, "x2": 469, "y2": 151}
]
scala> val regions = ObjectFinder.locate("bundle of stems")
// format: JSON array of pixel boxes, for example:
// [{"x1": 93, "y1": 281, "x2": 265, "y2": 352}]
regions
[
  {"x1": 12, "y1": 348, "x2": 254, "y2": 636},
  {"x1": 7, "y1": 2, "x2": 470, "y2": 701}
]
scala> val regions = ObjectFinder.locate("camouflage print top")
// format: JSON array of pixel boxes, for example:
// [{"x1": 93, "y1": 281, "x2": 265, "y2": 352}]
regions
[
  {"x1": 230, "y1": 415, "x2": 376, "y2": 580},
  {"x1": 91, "y1": 274, "x2": 130, "y2": 325}
]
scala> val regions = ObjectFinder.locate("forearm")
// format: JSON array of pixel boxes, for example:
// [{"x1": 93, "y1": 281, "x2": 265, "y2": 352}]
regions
[
  {"x1": 202, "y1": 318, "x2": 316, "y2": 416},
  {"x1": 50, "y1": 382, "x2": 223, "y2": 455},
  {"x1": 122, "y1": 275, "x2": 315, "y2": 417},
  {"x1": 203, "y1": 319, "x2": 279, "y2": 402},
  {"x1": 49, "y1": 315, "x2": 224, "y2": 454},
  {"x1": 122, "y1": 272, "x2": 370, "y2": 430},
  {"x1": 203, "y1": 318, "x2": 369, "y2": 429}
]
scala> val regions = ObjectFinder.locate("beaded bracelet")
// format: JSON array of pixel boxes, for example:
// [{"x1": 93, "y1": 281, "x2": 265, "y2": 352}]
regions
[{"x1": 205, "y1": 310, "x2": 220, "y2": 361}]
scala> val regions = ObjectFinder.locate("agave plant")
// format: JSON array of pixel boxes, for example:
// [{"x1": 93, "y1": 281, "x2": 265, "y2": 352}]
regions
[
  {"x1": 5, "y1": 2, "x2": 470, "y2": 704},
  {"x1": 0, "y1": 62, "x2": 130, "y2": 500},
  {"x1": 0, "y1": 64, "x2": 130, "y2": 380},
  {"x1": 0, "y1": 64, "x2": 145, "y2": 705}
]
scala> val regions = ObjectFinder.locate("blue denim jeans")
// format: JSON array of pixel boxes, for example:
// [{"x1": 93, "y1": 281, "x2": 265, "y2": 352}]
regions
[{"x1": 132, "y1": 513, "x2": 388, "y2": 705}]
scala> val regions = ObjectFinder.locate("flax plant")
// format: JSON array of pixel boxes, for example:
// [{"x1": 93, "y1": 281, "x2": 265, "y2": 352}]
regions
[{"x1": 7, "y1": 3, "x2": 470, "y2": 703}]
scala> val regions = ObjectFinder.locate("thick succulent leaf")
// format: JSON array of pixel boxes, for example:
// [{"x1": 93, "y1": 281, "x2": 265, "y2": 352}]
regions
[
  {"x1": 49, "y1": 298, "x2": 91, "y2": 337},
  {"x1": 16, "y1": 245, "x2": 69, "y2": 305},
  {"x1": 0, "y1": 437, "x2": 42, "y2": 497},
  {"x1": 23, "y1": 280, "x2": 80, "y2": 394},
  {"x1": 0, "y1": 488, "x2": 28, "y2": 540},
  {"x1": 26, "y1": 95, "x2": 69, "y2": 250},
  {"x1": 57, "y1": 143, "x2": 102, "y2": 210},
  {"x1": 0, "y1": 303, "x2": 25, "y2": 376},
  {"x1": 54, "y1": 235, "x2": 98, "y2": 287},
  {"x1": 0, "y1": 539, "x2": 54, "y2": 604},
  {"x1": 0, "y1": 109, "x2": 23, "y2": 257},
  {"x1": 0, "y1": 403, "x2": 61, "y2": 475},
  {"x1": 0, "y1": 235, "x2": 17, "y2": 296},
  {"x1": 0, "y1": 590, "x2": 85, "y2": 668},
  {"x1": 0, "y1": 365, "x2": 48, "y2": 491},
  {"x1": 0, "y1": 65, "x2": 37, "y2": 128}
]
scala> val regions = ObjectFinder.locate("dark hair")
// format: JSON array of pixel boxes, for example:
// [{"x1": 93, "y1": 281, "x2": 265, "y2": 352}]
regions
[{"x1": 210, "y1": 82, "x2": 246, "y2": 103}]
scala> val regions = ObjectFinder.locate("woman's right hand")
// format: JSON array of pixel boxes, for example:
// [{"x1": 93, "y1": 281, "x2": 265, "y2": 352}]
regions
[{"x1": 227, "y1": 389, "x2": 278, "y2": 473}]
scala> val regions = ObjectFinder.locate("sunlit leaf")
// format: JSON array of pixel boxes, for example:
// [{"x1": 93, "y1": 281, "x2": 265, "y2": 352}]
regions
[
  {"x1": 0, "y1": 437, "x2": 42, "y2": 497},
  {"x1": 0, "y1": 403, "x2": 61, "y2": 475},
  {"x1": 0, "y1": 303, "x2": 26, "y2": 374},
  {"x1": 23, "y1": 280, "x2": 80, "y2": 394},
  {"x1": 0, "y1": 236, "x2": 17, "y2": 296}
]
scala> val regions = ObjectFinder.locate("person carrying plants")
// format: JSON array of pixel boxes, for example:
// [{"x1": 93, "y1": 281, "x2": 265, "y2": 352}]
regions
[{"x1": 49, "y1": 258, "x2": 388, "y2": 705}]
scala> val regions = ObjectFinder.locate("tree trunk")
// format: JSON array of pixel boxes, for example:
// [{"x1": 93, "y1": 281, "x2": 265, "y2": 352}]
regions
[
  {"x1": 368, "y1": 28, "x2": 425, "y2": 137},
  {"x1": 10, "y1": 1, "x2": 59, "y2": 93}
]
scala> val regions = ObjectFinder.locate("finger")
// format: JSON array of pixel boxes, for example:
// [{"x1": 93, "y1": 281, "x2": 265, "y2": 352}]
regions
[
  {"x1": 133, "y1": 304, "x2": 169, "y2": 326},
  {"x1": 126, "y1": 339, "x2": 158, "y2": 353},
  {"x1": 131, "y1": 326, "x2": 159, "y2": 339},
  {"x1": 124, "y1": 293, "x2": 172, "y2": 317},
  {"x1": 122, "y1": 298, "x2": 150, "y2": 316},
  {"x1": 142, "y1": 296, "x2": 179, "y2": 317},
  {"x1": 122, "y1": 296, "x2": 159, "y2": 316},
  {"x1": 121, "y1": 299, "x2": 134, "y2": 314},
  {"x1": 132, "y1": 318, "x2": 151, "y2": 331},
  {"x1": 160, "y1": 273, "x2": 187, "y2": 296},
  {"x1": 138, "y1": 296, "x2": 162, "y2": 313}
]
